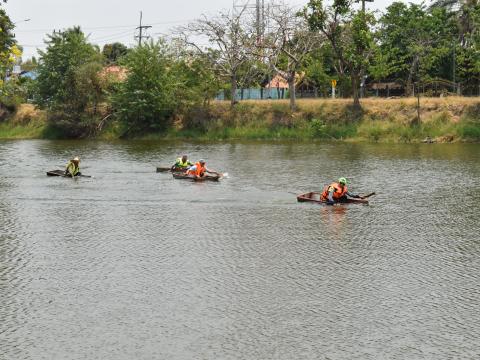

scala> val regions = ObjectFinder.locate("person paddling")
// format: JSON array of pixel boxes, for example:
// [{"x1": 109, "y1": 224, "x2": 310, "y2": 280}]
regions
[
  {"x1": 172, "y1": 155, "x2": 193, "y2": 171},
  {"x1": 186, "y1": 159, "x2": 219, "y2": 178},
  {"x1": 320, "y1": 177, "x2": 363, "y2": 205},
  {"x1": 65, "y1": 157, "x2": 81, "y2": 177}
]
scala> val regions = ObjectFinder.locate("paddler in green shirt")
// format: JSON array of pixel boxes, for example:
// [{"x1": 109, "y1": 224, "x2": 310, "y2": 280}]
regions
[
  {"x1": 65, "y1": 156, "x2": 81, "y2": 177},
  {"x1": 171, "y1": 155, "x2": 193, "y2": 171}
]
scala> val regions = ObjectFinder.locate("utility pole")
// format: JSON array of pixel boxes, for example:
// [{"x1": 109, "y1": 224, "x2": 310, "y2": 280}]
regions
[
  {"x1": 356, "y1": 0, "x2": 374, "y2": 12},
  {"x1": 233, "y1": 0, "x2": 265, "y2": 41},
  {"x1": 135, "y1": 11, "x2": 152, "y2": 46},
  {"x1": 255, "y1": 0, "x2": 266, "y2": 41},
  {"x1": 256, "y1": 0, "x2": 261, "y2": 39}
]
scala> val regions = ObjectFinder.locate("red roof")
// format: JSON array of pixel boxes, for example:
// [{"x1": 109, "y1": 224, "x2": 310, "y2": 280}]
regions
[
  {"x1": 265, "y1": 74, "x2": 289, "y2": 89},
  {"x1": 99, "y1": 65, "x2": 128, "y2": 81}
]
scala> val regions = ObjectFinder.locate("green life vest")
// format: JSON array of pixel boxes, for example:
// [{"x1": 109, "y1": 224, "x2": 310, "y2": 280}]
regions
[
  {"x1": 66, "y1": 161, "x2": 80, "y2": 176},
  {"x1": 175, "y1": 158, "x2": 191, "y2": 168}
]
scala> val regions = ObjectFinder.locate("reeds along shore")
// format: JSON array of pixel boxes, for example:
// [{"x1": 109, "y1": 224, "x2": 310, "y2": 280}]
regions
[{"x1": 1, "y1": 97, "x2": 480, "y2": 142}]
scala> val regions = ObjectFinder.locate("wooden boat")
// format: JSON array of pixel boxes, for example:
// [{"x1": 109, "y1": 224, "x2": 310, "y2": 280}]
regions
[
  {"x1": 172, "y1": 172, "x2": 220, "y2": 182},
  {"x1": 46, "y1": 169, "x2": 92, "y2": 178},
  {"x1": 297, "y1": 192, "x2": 369, "y2": 205},
  {"x1": 156, "y1": 166, "x2": 187, "y2": 173}
]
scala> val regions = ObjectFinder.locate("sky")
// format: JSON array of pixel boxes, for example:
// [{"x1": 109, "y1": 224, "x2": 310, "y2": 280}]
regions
[{"x1": 6, "y1": 0, "x2": 420, "y2": 59}]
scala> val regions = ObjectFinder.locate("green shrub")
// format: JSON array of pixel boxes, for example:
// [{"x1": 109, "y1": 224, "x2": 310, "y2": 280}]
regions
[
  {"x1": 112, "y1": 41, "x2": 179, "y2": 136},
  {"x1": 457, "y1": 122, "x2": 480, "y2": 140},
  {"x1": 311, "y1": 119, "x2": 357, "y2": 139},
  {"x1": 367, "y1": 126, "x2": 383, "y2": 142}
]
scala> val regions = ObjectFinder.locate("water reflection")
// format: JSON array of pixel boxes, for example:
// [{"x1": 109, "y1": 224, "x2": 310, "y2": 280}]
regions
[{"x1": 320, "y1": 205, "x2": 348, "y2": 240}]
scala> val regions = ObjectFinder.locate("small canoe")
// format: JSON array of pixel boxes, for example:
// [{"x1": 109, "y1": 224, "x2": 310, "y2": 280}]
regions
[
  {"x1": 156, "y1": 166, "x2": 187, "y2": 173},
  {"x1": 172, "y1": 173, "x2": 220, "y2": 182},
  {"x1": 46, "y1": 169, "x2": 92, "y2": 178},
  {"x1": 297, "y1": 192, "x2": 369, "y2": 205}
]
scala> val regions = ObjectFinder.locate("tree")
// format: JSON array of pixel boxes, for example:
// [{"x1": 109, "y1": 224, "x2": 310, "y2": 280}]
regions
[
  {"x1": 267, "y1": 4, "x2": 320, "y2": 110},
  {"x1": 430, "y1": 0, "x2": 480, "y2": 46},
  {"x1": 375, "y1": 3, "x2": 455, "y2": 95},
  {"x1": 112, "y1": 41, "x2": 180, "y2": 135},
  {"x1": 0, "y1": 7, "x2": 17, "y2": 82},
  {"x1": 102, "y1": 42, "x2": 128, "y2": 64},
  {"x1": 178, "y1": 8, "x2": 256, "y2": 107},
  {"x1": 74, "y1": 61, "x2": 105, "y2": 115},
  {"x1": 0, "y1": 5, "x2": 25, "y2": 110},
  {"x1": 175, "y1": 51, "x2": 222, "y2": 106},
  {"x1": 430, "y1": 0, "x2": 480, "y2": 93},
  {"x1": 34, "y1": 27, "x2": 104, "y2": 137},
  {"x1": 455, "y1": 5, "x2": 480, "y2": 93},
  {"x1": 303, "y1": 0, "x2": 375, "y2": 108},
  {"x1": 303, "y1": 48, "x2": 331, "y2": 97}
]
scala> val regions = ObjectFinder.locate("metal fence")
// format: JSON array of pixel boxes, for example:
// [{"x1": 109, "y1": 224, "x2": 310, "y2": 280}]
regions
[
  {"x1": 215, "y1": 82, "x2": 480, "y2": 101},
  {"x1": 216, "y1": 88, "x2": 288, "y2": 101}
]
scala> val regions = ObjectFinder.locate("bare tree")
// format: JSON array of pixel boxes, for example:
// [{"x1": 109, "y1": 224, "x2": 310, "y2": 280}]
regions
[
  {"x1": 266, "y1": 4, "x2": 320, "y2": 110},
  {"x1": 177, "y1": 8, "x2": 257, "y2": 107}
]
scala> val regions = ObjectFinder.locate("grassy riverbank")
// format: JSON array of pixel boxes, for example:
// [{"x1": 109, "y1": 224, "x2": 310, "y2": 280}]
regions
[
  {"x1": 2, "y1": 98, "x2": 480, "y2": 142},
  {"x1": 148, "y1": 97, "x2": 480, "y2": 142},
  {"x1": 0, "y1": 104, "x2": 47, "y2": 139}
]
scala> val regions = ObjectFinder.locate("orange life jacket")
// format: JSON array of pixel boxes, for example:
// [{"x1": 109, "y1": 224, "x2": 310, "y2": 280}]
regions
[
  {"x1": 187, "y1": 162, "x2": 205, "y2": 177},
  {"x1": 321, "y1": 182, "x2": 348, "y2": 201}
]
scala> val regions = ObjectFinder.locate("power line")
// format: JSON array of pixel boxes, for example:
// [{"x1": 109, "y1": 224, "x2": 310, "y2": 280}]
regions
[
  {"x1": 89, "y1": 29, "x2": 134, "y2": 42},
  {"x1": 15, "y1": 25, "x2": 137, "y2": 33},
  {"x1": 14, "y1": 19, "x2": 193, "y2": 34}
]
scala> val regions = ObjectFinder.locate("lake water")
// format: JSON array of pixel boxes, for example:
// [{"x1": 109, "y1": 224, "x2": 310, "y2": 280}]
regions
[{"x1": 1, "y1": 140, "x2": 480, "y2": 359}]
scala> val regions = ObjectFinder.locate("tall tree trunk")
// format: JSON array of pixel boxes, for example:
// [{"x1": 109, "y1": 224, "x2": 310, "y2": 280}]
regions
[
  {"x1": 352, "y1": 74, "x2": 360, "y2": 109},
  {"x1": 406, "y1": 75, "x2": 413, "y2": 97},
  {"x1": 230, "y1": 74, "x2": 237, "y2": 107},
  {"x1": 406, "y1": 56, "x2": 419, "y2": 97},
  {"x1": 288, "y1": 71, "x2": 296, "y2": 111}
]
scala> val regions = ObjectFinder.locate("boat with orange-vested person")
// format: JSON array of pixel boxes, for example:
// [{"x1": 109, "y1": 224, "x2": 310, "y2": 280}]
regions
[
  {"x1": 297, "y1": 192, "x2": 374, "y2": 205},
  {"x1": 172, "y1": 172, "x2": 221, "y2": 182}
]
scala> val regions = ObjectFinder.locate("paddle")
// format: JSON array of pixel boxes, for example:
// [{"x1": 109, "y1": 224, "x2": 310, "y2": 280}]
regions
[
  {"x1": 360, "y1": 192, "x2": 375, "y2": 199},
  {"x1": 156, "y1": 167, "x2": 171, "y2": 173},
  {"x1": 207, "y1": 169, "x2": 228, "y2": 178},
  {"x1": 67, "y1": 170, "x2": 92, "y2": 178}
]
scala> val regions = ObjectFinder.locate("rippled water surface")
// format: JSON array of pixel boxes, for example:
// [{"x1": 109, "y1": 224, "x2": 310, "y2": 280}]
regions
[{"x1": 1, "y1": 140, "x2": 480, "y2": 359}]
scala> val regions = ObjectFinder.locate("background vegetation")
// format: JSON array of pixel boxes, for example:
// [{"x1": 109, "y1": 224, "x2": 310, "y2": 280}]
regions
[{"x1": 0, "y1": 0, "x2": 479, "y2": 141}]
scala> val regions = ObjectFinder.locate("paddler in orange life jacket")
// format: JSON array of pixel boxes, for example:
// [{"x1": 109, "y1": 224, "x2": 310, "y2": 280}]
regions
[
  {"x1": 321, "y1": 177, "x2": 363, "y2": 205},
  {"x1": 185, "y1": 159, "x2": 220, "y2": 178}
]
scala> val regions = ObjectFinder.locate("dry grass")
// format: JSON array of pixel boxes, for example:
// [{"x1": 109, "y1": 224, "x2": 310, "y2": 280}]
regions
[
  {"x1": 2, "y1": 98, "x2": 480, "y2": 141},
  {"x1": 210, "y1": 97, "x2": 480, "y2": 124},
  {"x1": 11, "y1": 104, "x2": 46, "y2": 125},
  {"x1": 184, "y1": 97, "x2": 480, "y2": 142}
]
